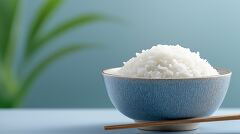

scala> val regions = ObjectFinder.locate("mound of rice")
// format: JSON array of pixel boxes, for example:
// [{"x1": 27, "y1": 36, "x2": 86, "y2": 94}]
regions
[{"x1": 117, "y1": 44, "x2": 219, "y2": 78}]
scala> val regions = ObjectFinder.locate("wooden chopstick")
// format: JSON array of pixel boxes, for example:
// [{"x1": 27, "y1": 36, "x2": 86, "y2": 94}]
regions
[{"x1": 104, "y1": 114, "x2": 240, "y2": 130}]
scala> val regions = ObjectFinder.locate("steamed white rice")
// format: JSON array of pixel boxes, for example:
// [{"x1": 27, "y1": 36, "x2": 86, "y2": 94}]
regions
[{"x1": 117, "y1": 44, "x2": 219, "y2": 78}]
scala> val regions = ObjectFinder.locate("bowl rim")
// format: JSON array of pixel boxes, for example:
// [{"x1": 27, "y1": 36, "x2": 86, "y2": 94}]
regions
[{"x1": 102, "y1": 67, "x2": 232, "y2": 80}]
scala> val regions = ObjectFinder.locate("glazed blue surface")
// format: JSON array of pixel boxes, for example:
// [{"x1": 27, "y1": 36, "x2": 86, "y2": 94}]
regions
[{"x1": 103, "y1": 68, "x2": 231, "y2": 121}]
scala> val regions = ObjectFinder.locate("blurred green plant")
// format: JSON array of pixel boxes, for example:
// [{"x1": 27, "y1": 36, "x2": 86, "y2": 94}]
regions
[{"x1": 0, "y1": 0, "x2": 105, "y2": 107}]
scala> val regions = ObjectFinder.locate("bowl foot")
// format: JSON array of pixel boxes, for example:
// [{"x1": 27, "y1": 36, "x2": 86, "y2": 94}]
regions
[{"x1": 134, "y1": 120, "x2": 198, "y2": 131}]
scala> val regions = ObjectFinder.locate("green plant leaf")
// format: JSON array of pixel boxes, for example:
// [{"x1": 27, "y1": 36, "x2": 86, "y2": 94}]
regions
[
  {"x1": 0, "y1": 0, "x2": 9, "y2": 59},
  {"x1": 25, "y1": 0, "x2": 63, "y2": 57},
  {"x1": 27, "y1": 14, "x2": 106, "y2": 58},
  {"x1": 0, "y1": 0, "x2": 19, "y2": 62},
  {"x1": 0, "y1": 12, "x2": 2, "y2": 61},
  {"x1": 4, "y1": 0, "x2": 20, "y2": 67},
  {"x1": 14, "y1": 44, "x2": 88, "y2": 106},
  {"x1": 0, "y1": 0, "x2": 20, "y2": 99}
]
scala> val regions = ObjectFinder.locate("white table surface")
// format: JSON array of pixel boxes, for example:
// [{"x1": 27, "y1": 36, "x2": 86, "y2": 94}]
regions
[{"x1": 0, "y1": 108, "x2": 239, "y2": 134}]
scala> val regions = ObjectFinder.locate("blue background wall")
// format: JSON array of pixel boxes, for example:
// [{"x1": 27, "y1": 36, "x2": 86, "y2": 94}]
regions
[{"x1": 21, "y1": 0, "x2": 240, "y2": 107}]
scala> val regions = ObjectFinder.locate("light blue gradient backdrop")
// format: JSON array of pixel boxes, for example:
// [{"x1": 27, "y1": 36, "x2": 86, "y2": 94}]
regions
[{"x1": 22, "y1": 0, "x2": 240, "y2": 107}]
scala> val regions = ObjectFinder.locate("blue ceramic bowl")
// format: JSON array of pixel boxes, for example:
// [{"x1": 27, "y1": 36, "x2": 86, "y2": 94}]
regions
[{"x1": 102, "y1": 68, "x2": 231, "y2": 121}]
